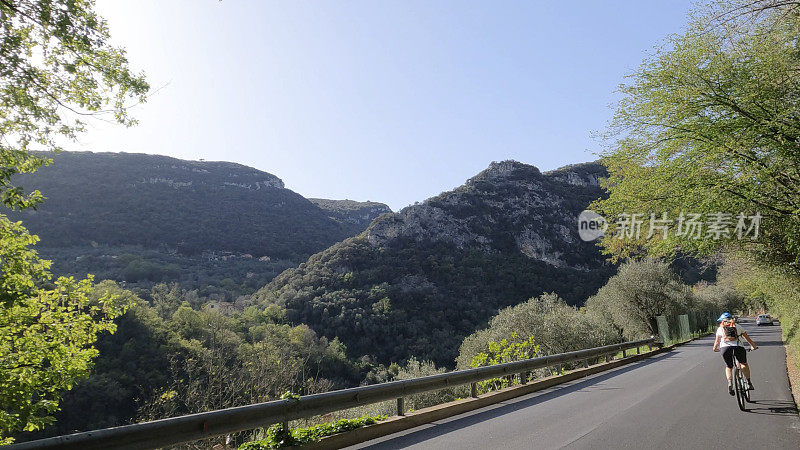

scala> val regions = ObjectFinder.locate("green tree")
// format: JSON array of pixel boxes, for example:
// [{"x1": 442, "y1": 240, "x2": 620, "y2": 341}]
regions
[
  {"x1": 457, "y1": 293, "x2": 618, "y2": 370},
  {"x1": 592, "y1": 0, "x2": 800, "y2": 267},
  {"x1": 0, "y1": 242, "x2": 129, "y2": 441},
  {"x1": 584, "y1": 259, "x2": 693, "y2": 340},
  {"x1": 0, "y1": 0, "x2": 147, "y2": 441},
  {"x1": 0, "y1": 0, "x2": 148, "y2": 172}
]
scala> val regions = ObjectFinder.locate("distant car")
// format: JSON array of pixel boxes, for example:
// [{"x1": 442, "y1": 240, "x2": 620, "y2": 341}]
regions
[{"x1": 756, "y1": 314, "x2": 774, "y2": 326}]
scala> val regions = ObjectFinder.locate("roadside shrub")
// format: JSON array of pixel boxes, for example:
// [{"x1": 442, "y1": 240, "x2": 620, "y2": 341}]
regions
[
  {"x1": 457, "y1": 293, "x2": 618, "y2": 370},
  {"x1": 240, "y1": 415, "x2": 387, "y2": 449},
  {"x1": 469, "y1": 333, "x2": 539, "y2": 393}
]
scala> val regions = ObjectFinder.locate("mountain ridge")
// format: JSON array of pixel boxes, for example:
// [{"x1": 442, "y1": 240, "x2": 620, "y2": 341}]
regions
[
  {"x1": 10, "y1": 151, "x2": 390, "y2": 259},
  {"x1": 253, "y1": 159, "x2": 616, "y2": 366}
]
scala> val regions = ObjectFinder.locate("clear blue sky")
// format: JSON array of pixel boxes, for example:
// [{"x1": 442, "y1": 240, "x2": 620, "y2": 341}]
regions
[{"x1": 83, "y1": 1, "x2": 696, "y2": 211}]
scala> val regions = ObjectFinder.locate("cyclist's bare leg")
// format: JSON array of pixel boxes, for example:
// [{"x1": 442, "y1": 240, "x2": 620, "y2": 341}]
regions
[
  {"x1": 740, "y1": 363, "x2": 751, "y2": 380},
  {"x1": 725, "y1": 366, "x2": 733, "y2": 381}
]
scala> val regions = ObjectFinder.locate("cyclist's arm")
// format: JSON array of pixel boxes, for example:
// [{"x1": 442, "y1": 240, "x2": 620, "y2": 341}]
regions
[
  {"x1": 713, "y1": 334, "x2": 721, "y2": 351},
  {"x1": 741, "y1": 332, "x2": 758, "y2": 349}
]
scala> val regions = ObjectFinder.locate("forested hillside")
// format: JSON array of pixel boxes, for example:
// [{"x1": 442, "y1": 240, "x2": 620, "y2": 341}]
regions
[
  {"x1": 8, "y1": 151, "x2": 390, "y2": 295},
  {"x1": 253, "y1": 161, "x2": 619, "y2": 367}
]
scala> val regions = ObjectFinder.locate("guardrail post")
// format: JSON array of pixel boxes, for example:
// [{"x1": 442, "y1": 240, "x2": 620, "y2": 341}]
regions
[
  {"x1": 397, "y1": 397, "x2": 405, "y2": 416},
  {"x1": 471, "y1": 382, "x2": 478, "y2": 398},
  {"x1": 637, "y1": 346, "x2": 641, "y2": 355},
  {"x1": 556, "y1": 363, "x2": 561, "y2": 375},
  {"x1": 584, "y1": 359, "x2": 589, "y2": 368},
  {"x1": 519, "y1": 372, "x2": 527, "y2": 384}
]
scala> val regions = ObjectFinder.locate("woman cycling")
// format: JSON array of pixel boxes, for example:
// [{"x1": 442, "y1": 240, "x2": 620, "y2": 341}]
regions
[{"x1": 712, "y1": 312, "x2": 758, "y2": 395}]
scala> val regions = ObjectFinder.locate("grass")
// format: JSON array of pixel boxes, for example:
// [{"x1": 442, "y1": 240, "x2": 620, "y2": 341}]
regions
[{"x1": 775, "y1": 313, "x2": 800, "y2": 417}]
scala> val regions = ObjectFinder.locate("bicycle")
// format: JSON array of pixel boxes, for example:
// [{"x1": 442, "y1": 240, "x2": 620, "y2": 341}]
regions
[{"x1": 732, "y1": 348, "x2": 753, "y2": 411}]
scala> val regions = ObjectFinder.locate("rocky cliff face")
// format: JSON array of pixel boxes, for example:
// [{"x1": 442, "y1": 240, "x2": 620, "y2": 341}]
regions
[
  {"x1": 309, "y1": 198, "x2": 392, "y2": 228},
  {"x1": 254, "y1": 160, "x2": 615, "y2": 367},
  {"x1": 364, "y1": 160, "x2": 605, "y2": 270},
  {"x1": 545, "y1": 162, "x2": 603, "y2": 187}
]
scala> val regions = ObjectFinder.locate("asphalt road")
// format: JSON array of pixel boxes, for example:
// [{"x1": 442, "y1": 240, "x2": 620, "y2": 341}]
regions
[{"x1": 352, "y1": 319, "x2": 800, "y2": 449}]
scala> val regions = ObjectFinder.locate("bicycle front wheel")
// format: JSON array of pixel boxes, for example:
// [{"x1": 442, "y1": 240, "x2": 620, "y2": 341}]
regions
[{"x1": 744, "y1": 376, "x2": 753, "y2": 403}]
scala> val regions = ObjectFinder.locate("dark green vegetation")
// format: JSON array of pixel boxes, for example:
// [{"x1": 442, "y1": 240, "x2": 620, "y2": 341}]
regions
[
  {"x1": 239, "y1": 415, "x2": 387, "y2": 449},
  {"x1": 43, "y1": 245, "x2": 297, "y2": 300},
  {"x1": 8, "y1": 151, "x2": 390, "y2": 295},
  {"x1": 254, "y1": 161, "x2": 620, "y2": 367},
  {"x1": 456, "y1": 293, "x2": 617, "y2": 370},
  {"x1": 15, "y1": 281, "x2": 365, "y2": 442}
]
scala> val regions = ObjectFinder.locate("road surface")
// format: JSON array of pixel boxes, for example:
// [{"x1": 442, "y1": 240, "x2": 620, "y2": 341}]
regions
[{"x1": 352, "y1": 319, "x2": 800, "y2": 449}]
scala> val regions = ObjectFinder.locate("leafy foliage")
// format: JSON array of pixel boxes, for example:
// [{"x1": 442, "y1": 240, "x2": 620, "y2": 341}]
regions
[
  {"x1": 592, "y1": 0, "x2": 800, "y2": 268},
  {"x1": 1, "y1": 0, "x2": 150, "y2": 440},
  {"x1": 392, "y1": 357, "x2": 460, "y2": 411},
  {"x1": 693, "y1": 279, "x2": 748, "y2": 316},
  {"x1": 457, "y1": 293, "x2": 618, "y2": 370},
  {"x1": 27, "y1": 282, "x2": 171, "y2": 434},
  {"x1": 469, "y1": 333, "x2": 539, "y2": 394},
  {"x1": 239, "y1": 415, "x2": 387, "y2": 449},
  {"x1": 0, "y1": 272, "x2": 129, "y2": 441},
  {"x1": 0, "y1": 1, "x2": 148, "y2": 202}
]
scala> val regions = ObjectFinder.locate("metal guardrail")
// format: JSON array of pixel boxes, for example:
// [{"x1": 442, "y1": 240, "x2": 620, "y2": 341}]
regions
[{"x1": 9, "y1": 337, "x2": 656, "y2": 450}]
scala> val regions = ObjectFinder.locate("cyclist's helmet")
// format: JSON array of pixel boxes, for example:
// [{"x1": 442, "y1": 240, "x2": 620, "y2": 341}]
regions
[{"x1": 717, "y1": 312, "x2": 733, "y2": 322}]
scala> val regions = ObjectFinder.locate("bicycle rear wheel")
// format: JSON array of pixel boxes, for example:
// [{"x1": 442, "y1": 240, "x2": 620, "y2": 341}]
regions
[{"x1": 735, "y1": 369, "x2": 747, "y2": 411}]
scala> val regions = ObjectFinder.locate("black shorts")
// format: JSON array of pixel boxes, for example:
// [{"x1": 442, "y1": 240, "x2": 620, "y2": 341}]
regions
[{"x1": 721, "y1": 346, "x2": 747, "y2": 368}]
